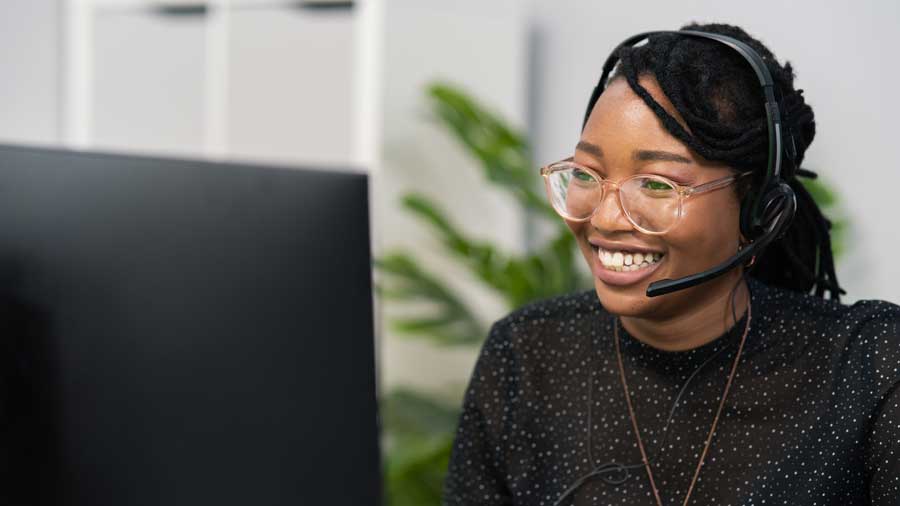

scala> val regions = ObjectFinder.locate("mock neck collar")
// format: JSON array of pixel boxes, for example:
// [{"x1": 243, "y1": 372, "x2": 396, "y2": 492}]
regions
[{"x1": 605, "y1": 276, "x2": 773, "y2": 374}]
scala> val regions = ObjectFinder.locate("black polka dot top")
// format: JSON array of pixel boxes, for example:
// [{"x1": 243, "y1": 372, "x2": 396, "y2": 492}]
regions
[{"x1": 443, "y1": 275, "x2": 900, "y2": 505}]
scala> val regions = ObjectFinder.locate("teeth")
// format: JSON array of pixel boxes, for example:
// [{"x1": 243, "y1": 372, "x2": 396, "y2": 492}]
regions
[
  {"x1": 612, "y1": 252, "x2": 623, "y2": 267},
  {"x1": 595, "y1": 247, "x2": 663, "y2": 272}
]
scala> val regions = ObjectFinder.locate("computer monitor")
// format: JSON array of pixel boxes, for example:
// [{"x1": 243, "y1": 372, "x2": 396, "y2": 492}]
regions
[{"x1": 0, "y1": 144, "x2": 381, "y2": 505}]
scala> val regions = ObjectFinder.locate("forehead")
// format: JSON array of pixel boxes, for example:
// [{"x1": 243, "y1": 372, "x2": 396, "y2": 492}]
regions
[{"x1": 582, "y1": 75, "x2": 692, "y2": 157}]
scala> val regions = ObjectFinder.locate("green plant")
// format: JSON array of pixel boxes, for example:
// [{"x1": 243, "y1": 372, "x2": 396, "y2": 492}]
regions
[
  {"x1": 374, "y1": 82, "x2": 592, "y2": 506},
  {"x1": 799, "y1": 177, "x2": 848, "y2": 260},
  {"x1": 374, "y1": 81, "x2": 848, "y2": 506}
]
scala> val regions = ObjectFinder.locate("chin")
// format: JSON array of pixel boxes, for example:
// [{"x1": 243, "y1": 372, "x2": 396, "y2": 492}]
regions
[{"x1": 593, "y1": 278, "x2": 662, "y2": 317}]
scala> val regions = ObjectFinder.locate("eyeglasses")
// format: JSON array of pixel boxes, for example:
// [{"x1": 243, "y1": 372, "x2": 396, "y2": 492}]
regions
[{"x1": 540, "y1": 159, "x2": 752, "y2": 235}]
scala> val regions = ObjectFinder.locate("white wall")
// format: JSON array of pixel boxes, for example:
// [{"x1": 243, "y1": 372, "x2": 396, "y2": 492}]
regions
[{"x1": 527, "y1": 0, "x2": 900, "y2": 304}]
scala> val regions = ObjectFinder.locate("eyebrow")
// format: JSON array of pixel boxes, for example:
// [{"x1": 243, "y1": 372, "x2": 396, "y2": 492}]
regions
[
  {"x1": 633, "y1": 150, "x2": 692, "y2": 164},
  {"x1": 575, "y1": 140, "x2": 692, "y2": 164},
  {"x1": 575, "y1": 140, "x2": 604, "y2": 159}
]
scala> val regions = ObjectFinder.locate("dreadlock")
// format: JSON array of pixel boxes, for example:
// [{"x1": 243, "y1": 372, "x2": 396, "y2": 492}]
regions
[{"x1": 607, "y1": 22, "x2": 845, "y2": 302}]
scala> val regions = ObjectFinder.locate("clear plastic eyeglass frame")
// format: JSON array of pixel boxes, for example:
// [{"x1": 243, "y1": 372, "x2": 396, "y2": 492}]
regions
[{"x1": 539, "y1": 158, "x2": 753, "y2": 235}]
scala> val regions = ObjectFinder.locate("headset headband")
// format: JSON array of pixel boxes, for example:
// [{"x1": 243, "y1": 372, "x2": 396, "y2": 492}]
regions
[{"x1": 580, "y1": 30, "x2": 796, "y2": 237}]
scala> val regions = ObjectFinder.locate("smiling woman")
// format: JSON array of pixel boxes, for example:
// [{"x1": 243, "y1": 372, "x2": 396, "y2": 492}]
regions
[{"x1": 444, "y1": 22, "x2": 900, "y2": 506}]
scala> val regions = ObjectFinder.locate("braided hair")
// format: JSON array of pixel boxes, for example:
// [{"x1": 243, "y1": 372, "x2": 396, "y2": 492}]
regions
[{"x1": 606, "y1": 22, "x2": 845, "y2": 302}]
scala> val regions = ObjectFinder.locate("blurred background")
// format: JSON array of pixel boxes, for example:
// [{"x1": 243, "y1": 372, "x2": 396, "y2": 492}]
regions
[{"x1": 2, "y1": 0, "x2": 898, "y2": 504}]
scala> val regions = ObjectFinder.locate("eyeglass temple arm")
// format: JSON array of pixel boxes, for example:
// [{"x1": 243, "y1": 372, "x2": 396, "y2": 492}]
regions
[{"x1": 685, "y1": 171, "x2": 753, "y2": 196}]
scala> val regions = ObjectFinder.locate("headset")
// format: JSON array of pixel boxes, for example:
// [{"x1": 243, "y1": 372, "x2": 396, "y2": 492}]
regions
[{"x1": 581, "y1": 30, "x2": 798, "y2": 298}]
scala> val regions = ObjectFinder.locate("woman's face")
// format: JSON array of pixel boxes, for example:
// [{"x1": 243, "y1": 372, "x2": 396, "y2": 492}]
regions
[{"x1": 569, "y1": 74, "x2": 745, "y2": 320}]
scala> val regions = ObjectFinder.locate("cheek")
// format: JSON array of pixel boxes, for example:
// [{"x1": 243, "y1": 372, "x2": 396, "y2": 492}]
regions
[
  {"x1": 566, "y1": 218, "x2": 597, "y2": 244},
  {"x1": 667, "y1": 197, "x2": 741, "y2": 262}
]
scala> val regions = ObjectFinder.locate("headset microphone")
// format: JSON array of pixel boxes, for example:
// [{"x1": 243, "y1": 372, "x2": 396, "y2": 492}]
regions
[{"x1": 646, "y1": 182, "x2": 796, "y2": 296}]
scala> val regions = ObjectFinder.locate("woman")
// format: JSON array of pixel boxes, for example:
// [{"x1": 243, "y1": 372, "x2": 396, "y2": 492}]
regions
[{"x1": 443, "y1": 23, "x2": 900, "y2": 506}]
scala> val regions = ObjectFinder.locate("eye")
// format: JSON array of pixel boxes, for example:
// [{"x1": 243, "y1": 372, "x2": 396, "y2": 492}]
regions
[
  {"x1": 640, "y1": 178, "x2": 674, "y2": 191},
  {"x1": 572, "y1": 168, "x2": 596, "y2": 182}
]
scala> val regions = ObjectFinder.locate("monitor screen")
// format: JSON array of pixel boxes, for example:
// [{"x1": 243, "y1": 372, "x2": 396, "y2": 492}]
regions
[{"x1": 0, "y1": 144, "x2": 381, "y2": 506}]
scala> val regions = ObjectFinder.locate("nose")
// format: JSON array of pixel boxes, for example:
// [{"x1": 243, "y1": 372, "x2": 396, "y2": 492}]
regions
[{"x1": 589, "y1": 184, "x2": 633, "y2": 233}]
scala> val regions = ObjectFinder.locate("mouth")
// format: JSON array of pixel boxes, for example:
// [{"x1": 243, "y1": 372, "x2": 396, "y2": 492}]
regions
[{"x1": 589, "y1": 244, "x2": 666, "y2": 286}]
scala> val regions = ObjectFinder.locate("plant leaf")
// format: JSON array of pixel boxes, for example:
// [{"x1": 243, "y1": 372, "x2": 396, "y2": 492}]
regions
[
  {"x1": 426, "y1": 82, "x2": 557, "y2": 221},
  {"x1": 800, "y1": 175, "x2": 849, "y2": 260},
  {"x1": 373, "y1": 252, "x2": 486, "y2": 346}
]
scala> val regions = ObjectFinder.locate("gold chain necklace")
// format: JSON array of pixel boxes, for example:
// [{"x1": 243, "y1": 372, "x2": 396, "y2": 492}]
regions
[{"x1": 613, "y1": 300, "x2": 751, "y2": 506}]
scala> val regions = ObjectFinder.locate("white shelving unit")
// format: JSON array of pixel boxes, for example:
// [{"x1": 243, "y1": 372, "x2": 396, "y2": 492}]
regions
[
  {"x1": 0, "y1": 0, "x2": 62, "y2": 147},
  {"x1": 36, "y1": 0, "x2": 372, "y2": 171}
]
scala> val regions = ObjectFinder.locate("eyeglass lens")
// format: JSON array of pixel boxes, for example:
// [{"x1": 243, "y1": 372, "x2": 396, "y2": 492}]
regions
[{"x1": 546, "y1": 167, "x2": 681, "y2": 233}]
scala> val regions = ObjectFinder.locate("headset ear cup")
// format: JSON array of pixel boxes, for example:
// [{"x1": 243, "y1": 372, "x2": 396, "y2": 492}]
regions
[
  {"x1": 766, "y1": 183, "x2": 797, "y2": 240},
  {"x1": 740, "y1": 182, "x2": 796, "y2": 243},
  {"x1": 758, "y1": 183, "x2": 797, "y2": 242}
]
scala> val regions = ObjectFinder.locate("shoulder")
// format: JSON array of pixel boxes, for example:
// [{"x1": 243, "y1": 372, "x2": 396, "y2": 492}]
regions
[
  {"x1": 477, "y1": 288, "x2": 602, "y2": 367},
  {"x1": 752, "y1": 276, "x2": 900, "y2": 337},
  {"x1": 839, "y1": 297, "x2": 900, "y2": 387},
  {"x1": 750, "y1": 276, "x2": 850, "y2": 326},
  {"x1": 490, "y1": 288, "x2": 600, "y2": 338},
  {"x1": 757, "y1": 278, "x2": 900, "y2": 391},
  {"x1": 502, "y1": 288, "x2": 601, "y2": 322}
]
